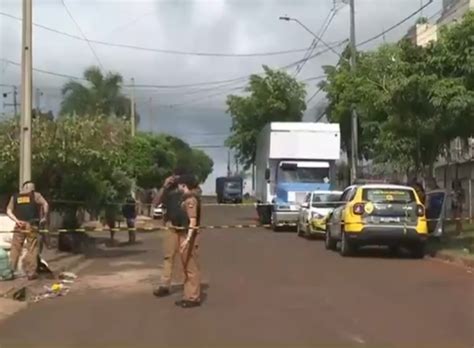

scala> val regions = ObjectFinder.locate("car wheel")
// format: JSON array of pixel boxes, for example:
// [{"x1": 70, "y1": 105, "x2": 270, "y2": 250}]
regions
[
  {"x1": 339, "y1": 229, "x2": 355, "y2": 257},
  {"x1": 410, "y1": 243, "x2": 426, "y2": 259},
  {"x1": 325, "y1": 224, "x2": 337, "y2": 250}
]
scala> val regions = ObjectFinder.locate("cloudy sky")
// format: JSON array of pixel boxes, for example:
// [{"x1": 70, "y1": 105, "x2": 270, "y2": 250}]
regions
[{"x1": 0, "y1": 0, "x2": 443, "y2": 193}]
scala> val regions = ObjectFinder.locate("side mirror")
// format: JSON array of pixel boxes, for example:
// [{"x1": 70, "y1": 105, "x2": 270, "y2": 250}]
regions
[
  {"x1": 265, "y1": 168, "x2": 270, "y2": 181},
  {"x1": 301, "y1": 202, "x2": 309, "y2": 209}
]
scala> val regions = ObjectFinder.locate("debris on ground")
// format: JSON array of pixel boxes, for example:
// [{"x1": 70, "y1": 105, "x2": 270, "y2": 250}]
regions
[
  {"x1": 32, "y1": 283, "x2": 71, "y2": 303},
  {"x1": 59, "y1": 271, "x2": 78, "y2": 281}
]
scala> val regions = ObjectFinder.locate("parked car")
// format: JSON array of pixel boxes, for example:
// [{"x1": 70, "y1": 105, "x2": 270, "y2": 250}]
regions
[
  {"x1": 153, "y1": 204, "x2": 164, "y2": 219},
  {"x1": 297, "y1": 190, "x2": 342, "y2": 238},
  {"x1": 325, "y1": 184, "x2": 428, "y2": 258}
]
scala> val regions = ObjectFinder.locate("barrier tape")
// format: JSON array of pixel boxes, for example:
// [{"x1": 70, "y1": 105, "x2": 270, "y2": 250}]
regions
[
  {"x1": 47, "y1": 199, "x2": 342, "y2": 207},
  {"x1": 0, "y1": 217, "x2": 472, "y2": 234}
]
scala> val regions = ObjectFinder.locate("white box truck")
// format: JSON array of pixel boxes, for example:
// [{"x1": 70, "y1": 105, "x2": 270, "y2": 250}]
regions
[{"x1": 255, "y1": 122, "x2": 341, "y2": 229}]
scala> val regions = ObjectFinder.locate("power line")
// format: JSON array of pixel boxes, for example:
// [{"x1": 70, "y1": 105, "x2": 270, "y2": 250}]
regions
[
  {"x1": 357, "y1": 0, "x2": 434, "y2": 47},
  {"x1": 0, "y1": 58, "x2": 85, "y2": 80},
  {"x1": 295, "y1": 1, "x2": 342, "y2": 77},
  {"x1": 306, "y1": 86, "x2": 323, "y2": 104},
  {"x1": 294, "y1": 10, "x2": 334, "y2": 76},
  {"x1": 0, "y1": 10, "x2": 340, "y2": 58},
  {"x1": 0, "y1": 40, "x2": 345, "y2": 92},
  {"x1": 60, "y1": 0, "x2": 105, "y2": 71}
]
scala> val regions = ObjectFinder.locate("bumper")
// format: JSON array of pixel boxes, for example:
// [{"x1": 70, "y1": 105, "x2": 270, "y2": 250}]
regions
[
  {"x1": 272, "y1": 210, "x2": 299, "y2": 224},
  {"x1": 346, "y1": 225, "x2": 428, "y2": 245},
  {"x1": 222, "y1": 197, "x2": 242, "y2": 203},
  {"x1": 308, "y1": 219, "x2": 327, "y2": 234}
]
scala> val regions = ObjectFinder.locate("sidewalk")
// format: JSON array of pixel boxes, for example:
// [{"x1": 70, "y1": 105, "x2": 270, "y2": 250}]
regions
[
  {"x1": 434, "y1": 249, "x2": 474, "y2": 268},
  {"x1": 0, "y1": 247, "x2": 85, "y2": 298}
]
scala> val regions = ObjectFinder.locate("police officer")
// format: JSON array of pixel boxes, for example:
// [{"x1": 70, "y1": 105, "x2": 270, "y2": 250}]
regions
[
  {"x1": 6, "y1": 181, "x2": 49, "y2": 280},
  {"x1": 152, "y1": 168, "x2": 187, "y2": 297},
  {"x1": 175, "y1": 174, "x2": 202, "y2": 308},
  {"x1": 122, "y1": 195, "x2": 137, "y2": 244}
]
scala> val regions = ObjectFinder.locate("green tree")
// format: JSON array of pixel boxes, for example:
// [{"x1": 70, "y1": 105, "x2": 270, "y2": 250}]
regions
[
  {"x1": 0, "y1": 115, "x2": 133, "y2": 227},
  {"x1": 321, "y1": 12, "x2": 474, "y2": 177},
  {"x1": 124, "y1": 133, "x2": 214, "y2": 189},
  {"x1": 125, "y1": 133, "x2": 177, "y2": 189},
  {"x1": 226, "y1": 65, "x2": 307, "y2": 169},
  {"x1": 60, "y1": 66, "x2": 132, "y2": 118}
]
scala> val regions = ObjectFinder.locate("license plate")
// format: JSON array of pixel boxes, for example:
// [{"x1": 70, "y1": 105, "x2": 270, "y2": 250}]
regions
[{"x1": 380, "y1": 217, "x2": 400, "y2": 223}]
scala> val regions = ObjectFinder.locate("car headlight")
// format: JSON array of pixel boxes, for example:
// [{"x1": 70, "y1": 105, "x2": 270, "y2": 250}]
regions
[{"x1": 311, "y1": 212, "x2": 325, "y2": 219}]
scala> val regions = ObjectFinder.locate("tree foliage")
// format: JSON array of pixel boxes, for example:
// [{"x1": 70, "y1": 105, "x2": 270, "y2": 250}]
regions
[
  {"x1": 0, "y1": 117, "x2": 213, "y2": 225},
  {"x1": 321, "y1": 11, "x2": 474, "y2": 177},
  {"x1": 226, "y1": 65, "x2": 307, "y2": 169},
  {"x1": 60, "y1": 66, "x2": 133, "y2": 119}
]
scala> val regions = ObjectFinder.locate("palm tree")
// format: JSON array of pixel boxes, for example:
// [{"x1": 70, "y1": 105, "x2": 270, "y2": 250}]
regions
[{"x1": 60, "y1": 66, "x2": 131, "y2": 118}]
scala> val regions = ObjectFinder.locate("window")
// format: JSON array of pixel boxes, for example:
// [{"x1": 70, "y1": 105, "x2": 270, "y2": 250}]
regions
[
  {"x1": 340, "y1": 188, "x2": 353, "y2": 202},
  {"x1": 362, "y1": 188, "x2": 416, "y2": 203},
  {"x1": 277, "y1": 166, "x2": 330, "y2": 183},
  {"x1": 311, "y1": 193, "x2": 343, "y2": 208}
]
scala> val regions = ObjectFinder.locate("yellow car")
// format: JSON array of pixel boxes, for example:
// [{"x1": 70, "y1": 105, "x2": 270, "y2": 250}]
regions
[{"x1": 325, "y1": 184, "x2": 428, "y2": 258}]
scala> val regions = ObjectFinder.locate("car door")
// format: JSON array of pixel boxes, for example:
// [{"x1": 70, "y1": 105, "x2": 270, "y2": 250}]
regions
[
  {"x1": 299, "y1": 193, "x2": 311, "y2": 226},
  {"x1": 331, "y1": 187, "x2": 354, "y2": 238}
]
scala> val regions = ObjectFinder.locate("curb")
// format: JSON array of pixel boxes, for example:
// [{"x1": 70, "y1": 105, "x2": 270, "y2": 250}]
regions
[
  {"x1": 433, "y1": 250, "x2": 474, "y2": 269},
  {"x1": 1, "y1": 253, "x2": 86, "y2": 299}
]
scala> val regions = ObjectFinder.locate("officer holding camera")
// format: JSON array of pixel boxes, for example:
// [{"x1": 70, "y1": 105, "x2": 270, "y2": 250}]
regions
[{"x1": 152, "y1": 168, "x2": 187, "y2": 297}]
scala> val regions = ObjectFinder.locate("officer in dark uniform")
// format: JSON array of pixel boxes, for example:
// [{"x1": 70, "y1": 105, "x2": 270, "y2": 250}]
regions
[
  {"x1": 6, "y1": 181, "x2": 49, "y2": 280},
  {"x1": 152, "y1": 168, "x2": 188, "y2": 297}
]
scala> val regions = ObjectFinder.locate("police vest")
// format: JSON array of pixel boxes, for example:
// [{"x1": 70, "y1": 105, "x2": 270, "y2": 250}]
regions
[
  {"x1": 13, "y1": 192, "x2": 39, "y2": 223},
  {"x1": 164, "y1": 190, "x2": 188, "y2": 227}
]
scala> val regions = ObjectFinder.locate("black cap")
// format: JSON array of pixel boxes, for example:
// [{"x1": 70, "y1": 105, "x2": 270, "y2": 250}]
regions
[{"x1": 176, "y1": 174, "x2": 199, "y2": 189}]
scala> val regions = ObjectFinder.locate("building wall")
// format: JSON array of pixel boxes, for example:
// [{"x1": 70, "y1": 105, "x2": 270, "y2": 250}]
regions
[
  {"x1": 415, "y1": 23, "x2": 438, "y2": 47},
  {"x1": 438, "y1": 0, "x2": 473, "y2": 26}
]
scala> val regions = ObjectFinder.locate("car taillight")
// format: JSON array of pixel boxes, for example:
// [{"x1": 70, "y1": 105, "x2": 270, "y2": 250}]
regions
[
  {"x1": 353, "y1": 203, "x2": 365, "y2": 215},
  {"x1": 416, "y1": 204, "x2": 425, "y2": 217}
]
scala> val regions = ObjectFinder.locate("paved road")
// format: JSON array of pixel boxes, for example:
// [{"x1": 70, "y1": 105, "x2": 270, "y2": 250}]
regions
[{"x1": 0, "y1": 205, "x2": 473, "y2": 347}]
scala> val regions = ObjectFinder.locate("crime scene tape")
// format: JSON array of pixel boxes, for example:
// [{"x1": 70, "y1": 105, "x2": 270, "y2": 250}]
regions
[
  {"x1": 0, "y1": 217, "x2": 472, "y2": 234},
  {"x1": 47, "y1": 199, "x2": 367, "y2": 208},
  {"x1": 48, "y1": 199, "x2": 278, "y2": 207}
]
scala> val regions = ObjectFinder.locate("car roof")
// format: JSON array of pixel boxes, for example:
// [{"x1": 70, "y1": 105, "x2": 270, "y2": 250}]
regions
[{"x1": 359, "y1": 184, "x2": 414, "y2": 190}]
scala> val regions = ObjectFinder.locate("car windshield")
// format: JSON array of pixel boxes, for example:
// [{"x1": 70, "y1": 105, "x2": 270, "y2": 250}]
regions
[
  {"x1": 312, "y1": 193, "x2": 341, "y2": 208},
  {"x1": 224, "y1": 182, "x2": 241, "y2": 190},
  {"x1": 363, "y1": 188, "x2": 416, "y2": 203},
  {"x1": 278, "y1": 166, "x2": 329, "y2": 183}
]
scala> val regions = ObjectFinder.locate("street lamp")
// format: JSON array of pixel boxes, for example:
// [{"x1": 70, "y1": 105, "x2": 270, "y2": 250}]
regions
[{"x1": 279, "y1": 16, "x2": 347, "y2": 62}]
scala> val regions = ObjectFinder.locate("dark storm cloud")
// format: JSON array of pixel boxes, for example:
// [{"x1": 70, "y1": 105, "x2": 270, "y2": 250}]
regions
[{"x1": 0, "y1": 0, "x2": 443, "y2": 192}]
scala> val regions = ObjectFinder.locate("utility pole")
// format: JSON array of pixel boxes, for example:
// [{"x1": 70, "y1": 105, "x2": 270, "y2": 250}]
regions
[
  {"x1": 35, "y1": 87, "x2": 43, "y2": 113},
  {"x1": 19, "y1": 0, "x2": 33, "y2": 189},
  {"x1": 149, "y1": 97, "x2": 153, "y2": 132},
  {"x1": 349, "y1": 0, "x2": 359, "y2": 183},
  {"x1": 130, "y1": 77, "x2": 135, "y2": 137},
  {"x1": 227, "y1": 150, "x2": 231, "y2": 176},
  {"x1": 13, "y1": 86, "x2": 18, "y2": 116}
]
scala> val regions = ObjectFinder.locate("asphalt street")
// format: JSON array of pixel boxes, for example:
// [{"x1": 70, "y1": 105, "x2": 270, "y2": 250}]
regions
[{"x1": 0, "y1": 204, "x2": 473, "y2": 347}]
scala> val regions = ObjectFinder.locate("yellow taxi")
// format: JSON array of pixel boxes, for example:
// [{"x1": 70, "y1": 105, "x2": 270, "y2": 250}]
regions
[{"x1": 325, "y1": 184, "x2": 428, "y2": 258}]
